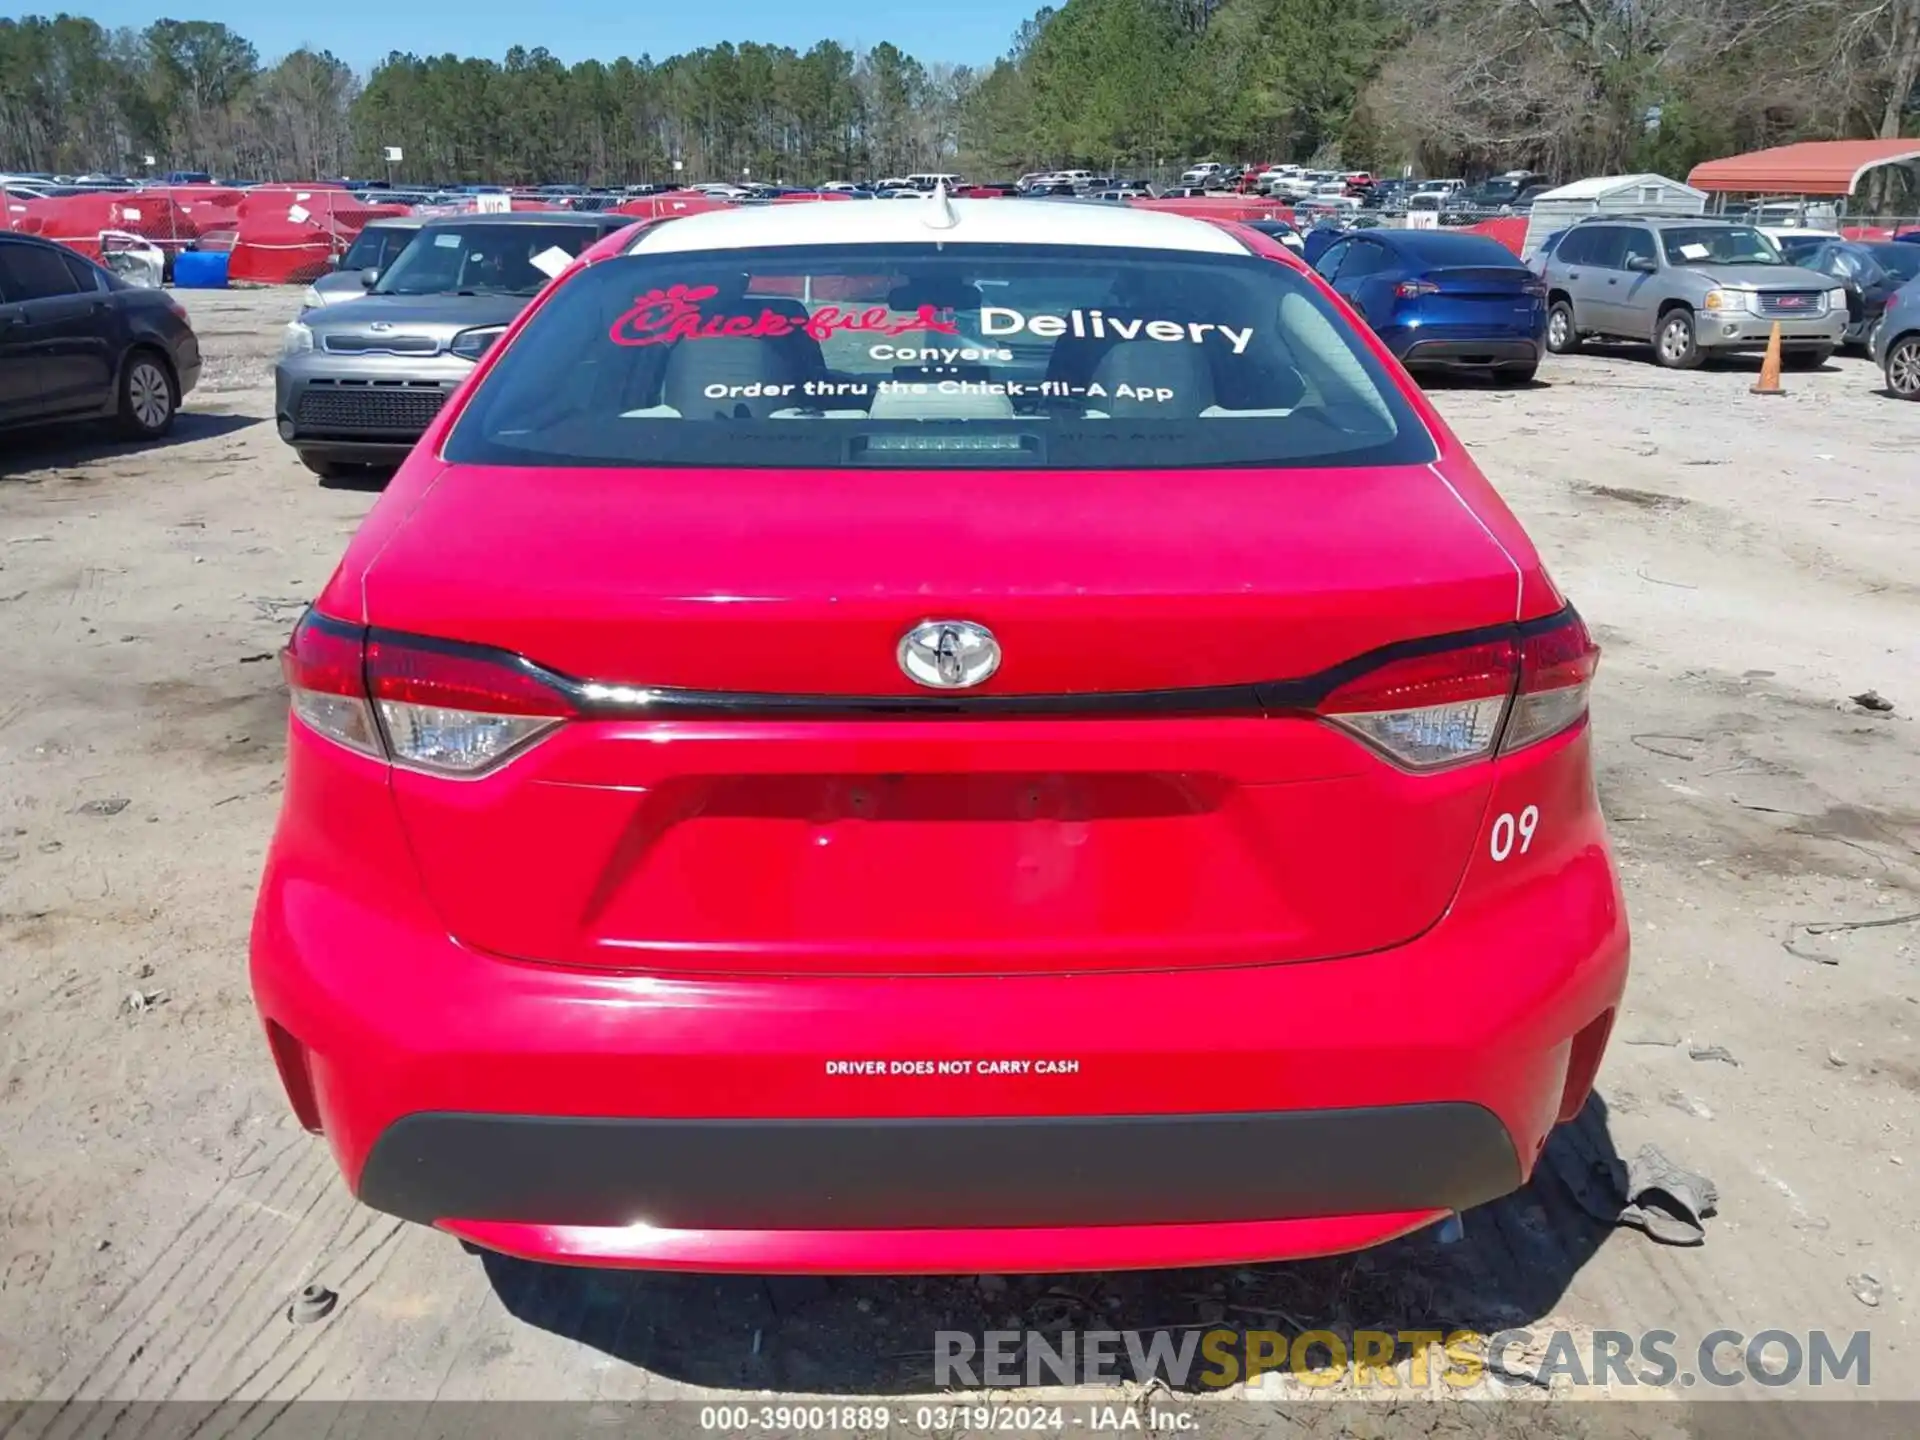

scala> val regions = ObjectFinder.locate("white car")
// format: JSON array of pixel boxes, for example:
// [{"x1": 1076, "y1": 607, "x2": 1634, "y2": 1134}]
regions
[{"x1": 1180, "y1": 163, "x2": 1225, "y2": 185}]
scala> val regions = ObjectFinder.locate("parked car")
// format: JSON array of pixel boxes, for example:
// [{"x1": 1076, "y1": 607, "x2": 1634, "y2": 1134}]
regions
[
  {"x1": 1243, "y1": 218, "x2": 1305, "y2": 253},
  {"x1": 1364, "y1": 178, "x2": 1412, "y2": 211},
  {"x1": 1873, "y1": 276, "x2": 1920, "y2": 399},
  {"x1": 1541, "y1": 217, "x2": 1846, "y2": 369},
  {"x1": 274, "y1": 211, "x2": 634, "y2": 480},
  {"x1": 1796, "y1": 239, "x2": 1920, "y2": 350},
  {"x1": 251, "y1": 198, "x2": 1626, "y2": 1274},
  {"x1": 1463, "y1": 173, "x2": 1545, "y2": 212},
  {"x1": 0, "y1": 233, "x2": 200, "y2": 440},
  {"x1": 301, "y1": 218, "x2": 427, "y2": 311},
  {"x1": 1178, "y1": 161, "x2": 1225, "y2": 185},
  {"x1": 1314, "y1": 228, "x2": 1546, "y2": 381}
]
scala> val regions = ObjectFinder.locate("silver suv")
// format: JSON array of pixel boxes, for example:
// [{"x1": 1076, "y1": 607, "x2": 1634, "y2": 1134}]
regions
[{"x1": 1541, "y1": 217, "x2": 1846, "y2": 369}]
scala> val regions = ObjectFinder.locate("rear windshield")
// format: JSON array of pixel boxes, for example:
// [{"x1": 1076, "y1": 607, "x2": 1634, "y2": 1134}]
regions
[
  {"x1": 444, "y1": 242, "x2": 1434, "y2": 470},
  {"x1": 1866, "y1": 244, "x2": 1920, "y2": 283},
  {"x1": 374, "y1": 223, "x2": 606, "y2": 297},
  {"x1": 1391, "y1": 233, "x2": 1523, "y2": 267}
]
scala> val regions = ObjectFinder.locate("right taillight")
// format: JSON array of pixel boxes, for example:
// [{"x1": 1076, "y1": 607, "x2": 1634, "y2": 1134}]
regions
[
  {"x1": 281, "y1": 611, "x2": 576, "y2": 776},
  {"x1": 1314, "y1": 611, "x2": 1597, "y2": 771},
  {"x1": 1504, "y1": 610, "x2": 1599, "y2": 754}
]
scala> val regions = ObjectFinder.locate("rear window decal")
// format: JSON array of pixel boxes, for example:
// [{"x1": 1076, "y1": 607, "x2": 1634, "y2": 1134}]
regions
[
  {"x1": 610, "y1": 284, "x2": 963, "y2": 348},
  {"x1": 980, "y1": 307, "x2": 1254, "y2": 355}
]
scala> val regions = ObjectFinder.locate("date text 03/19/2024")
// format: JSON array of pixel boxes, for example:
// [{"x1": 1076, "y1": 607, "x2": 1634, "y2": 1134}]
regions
[{"x1": 699, "y1": 1405, "x2": 1194, "y2": 1433}]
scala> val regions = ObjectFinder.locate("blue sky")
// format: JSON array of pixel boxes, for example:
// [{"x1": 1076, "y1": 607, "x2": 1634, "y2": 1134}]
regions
[{"x1": 66, "y1": 1, "x2": 1036, "y2": 70}]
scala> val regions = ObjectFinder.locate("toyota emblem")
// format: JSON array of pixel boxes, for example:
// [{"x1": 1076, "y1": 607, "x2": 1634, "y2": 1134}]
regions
[{"x1": 899, "y1": 621, "x2": 1000, "y2": 690}]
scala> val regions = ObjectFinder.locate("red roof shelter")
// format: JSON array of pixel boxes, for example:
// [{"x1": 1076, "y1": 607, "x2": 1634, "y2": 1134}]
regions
[{"x1": 1687, "y1": 139, "x2": 1920, "y2": 196}]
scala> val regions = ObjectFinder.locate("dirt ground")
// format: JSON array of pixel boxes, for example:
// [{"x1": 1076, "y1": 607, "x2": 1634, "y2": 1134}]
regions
[{"x1": 1, "y1": 288, "x2": 1915, "y2": 1426}]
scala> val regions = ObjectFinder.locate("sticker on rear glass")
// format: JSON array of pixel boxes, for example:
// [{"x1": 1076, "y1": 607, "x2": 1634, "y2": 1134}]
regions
[
  {"x1": 528, "y1": 245, "x2": 573, "y2": 279},
  {"x1": 433, "y1": 232, "x2": 461, "y2": 247},
  {"x1": 1677, "y1": 243, "x2": 1709, "y2": 260},
  {"x1": 609, "y1": 284, "x2": 961, "y2": 346},
  {"x1": 980, "y1": 307, "x2": 1253, "y2": 354}
]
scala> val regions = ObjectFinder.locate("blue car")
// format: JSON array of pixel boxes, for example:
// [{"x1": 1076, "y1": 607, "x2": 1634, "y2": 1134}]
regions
[
  {"x1": 1873, "y1": 275, "x2": 1920, "y2": 400},
  {"x1": 1312, "y1": 229, "x2": 1547, "y2": 381}
]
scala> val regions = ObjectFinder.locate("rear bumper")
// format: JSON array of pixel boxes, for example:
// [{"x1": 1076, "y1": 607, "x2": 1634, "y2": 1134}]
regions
[
  {"x1": 250, "y1": 723, "x2": 1629, "y2": 1272},
  {"x1": 171, "y1": 334, "x2": 202, "y2": 397},
  {"x1": 361, "y1": 1104, "x2": 1519, "y2": 1231},
  {"x1": 1396, "y1": 337, "x2": 1542, "y2": 369}
]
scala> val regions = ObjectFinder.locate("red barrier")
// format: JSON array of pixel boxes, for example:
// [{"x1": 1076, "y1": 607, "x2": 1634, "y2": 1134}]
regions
[
  {"x1": 610, "y1": 193, "x2": 733, "y2": 220},
  {"x1": 1128, "y1": 196, "x2": 1293, "y2": 223},
  {"x1": 1464, "y1": 216, "x2": 1529, "y2": 255},
  {"x1": 9, "y1": 192, "x2": 199, "y2": 261},
  {"x1": 228, "y1": 189, "x2": 407, "y2": 285}
]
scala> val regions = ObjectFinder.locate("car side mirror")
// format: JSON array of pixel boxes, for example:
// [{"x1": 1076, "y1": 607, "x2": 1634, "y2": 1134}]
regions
[
  {"x1": 1628, "y1": 256, "x2": 1658, "y2": 274},
  {"x1": 360, "y1": 268, "x2": 380, "y2": 289}
]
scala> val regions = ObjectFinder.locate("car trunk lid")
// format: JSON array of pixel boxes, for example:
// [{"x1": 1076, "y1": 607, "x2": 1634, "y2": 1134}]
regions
[{"x1": 364, "y1": 461, "x2": 1522, "y2": 975}]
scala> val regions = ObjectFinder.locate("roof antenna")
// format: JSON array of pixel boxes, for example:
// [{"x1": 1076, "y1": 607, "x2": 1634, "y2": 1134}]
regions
[{"x1": 923, "y1": 179, "x2": 959, "y2": 230}]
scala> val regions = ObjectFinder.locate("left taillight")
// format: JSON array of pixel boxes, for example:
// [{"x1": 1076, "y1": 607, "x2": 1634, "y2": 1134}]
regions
[
  {"x1": 282, "y1": 611, "x2": 382, "y2": 759},
  {"x1": 281, "y1": 611, "x2": 577, "y2": 775}
]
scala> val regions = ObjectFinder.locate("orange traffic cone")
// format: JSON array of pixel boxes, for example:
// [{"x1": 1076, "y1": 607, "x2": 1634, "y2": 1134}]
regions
[{"x1": 1751, "y1": 322, "x2": 1784, "y2": 395}]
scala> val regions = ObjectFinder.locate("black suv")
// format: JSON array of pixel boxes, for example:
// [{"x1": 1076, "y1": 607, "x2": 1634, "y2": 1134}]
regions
[{"x1": 0, "y1": 233, "x2": 201, "y2": 439}]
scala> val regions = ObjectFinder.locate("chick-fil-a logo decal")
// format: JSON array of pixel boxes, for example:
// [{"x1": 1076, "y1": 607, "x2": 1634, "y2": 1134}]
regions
[{"x1": 609, "y1": 284, "x2": 962, "y2": 347}]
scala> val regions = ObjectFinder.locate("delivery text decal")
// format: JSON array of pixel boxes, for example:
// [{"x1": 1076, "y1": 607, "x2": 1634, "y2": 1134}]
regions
[{"x1": 979, "y1": 306, "x2": 1254, "y2": 355}]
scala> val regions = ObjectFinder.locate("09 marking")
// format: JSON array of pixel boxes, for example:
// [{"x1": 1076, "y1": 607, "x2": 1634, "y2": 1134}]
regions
[{"x1": 1489, "y1": 806, "x2": 1540, "y2": 863}]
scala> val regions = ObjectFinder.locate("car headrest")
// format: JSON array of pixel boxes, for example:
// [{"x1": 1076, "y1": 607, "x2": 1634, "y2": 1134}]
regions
[
  {"x1": 886, "y1": 277, "x2": 982, "y2": 315},
  {"x1": 660, "y1": 337, "x2": 799, "y2": 420},
  {"x1": 1089, "y1": 340, "x2": 1214, "y2": 418}
]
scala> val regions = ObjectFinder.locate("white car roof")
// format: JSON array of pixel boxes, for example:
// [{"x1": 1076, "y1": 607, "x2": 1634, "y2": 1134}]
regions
[{"x1": 628, "y1": 195, "x2": 1248, "y2": 256}]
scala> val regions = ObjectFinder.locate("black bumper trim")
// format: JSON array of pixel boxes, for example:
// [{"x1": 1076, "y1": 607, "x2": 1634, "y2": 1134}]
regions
[
  {"x1": 356, "y1": 1105, "x2": 1521, "y2": 1230},
  {"x1": 1400, "y1": 338, "x2": 1541, "y2": 368}
]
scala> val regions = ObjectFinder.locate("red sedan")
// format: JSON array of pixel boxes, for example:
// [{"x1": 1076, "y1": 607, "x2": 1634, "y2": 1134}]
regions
[{"x1": 251, "y1": 197, "x2": 1628, "y2": 1274}]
